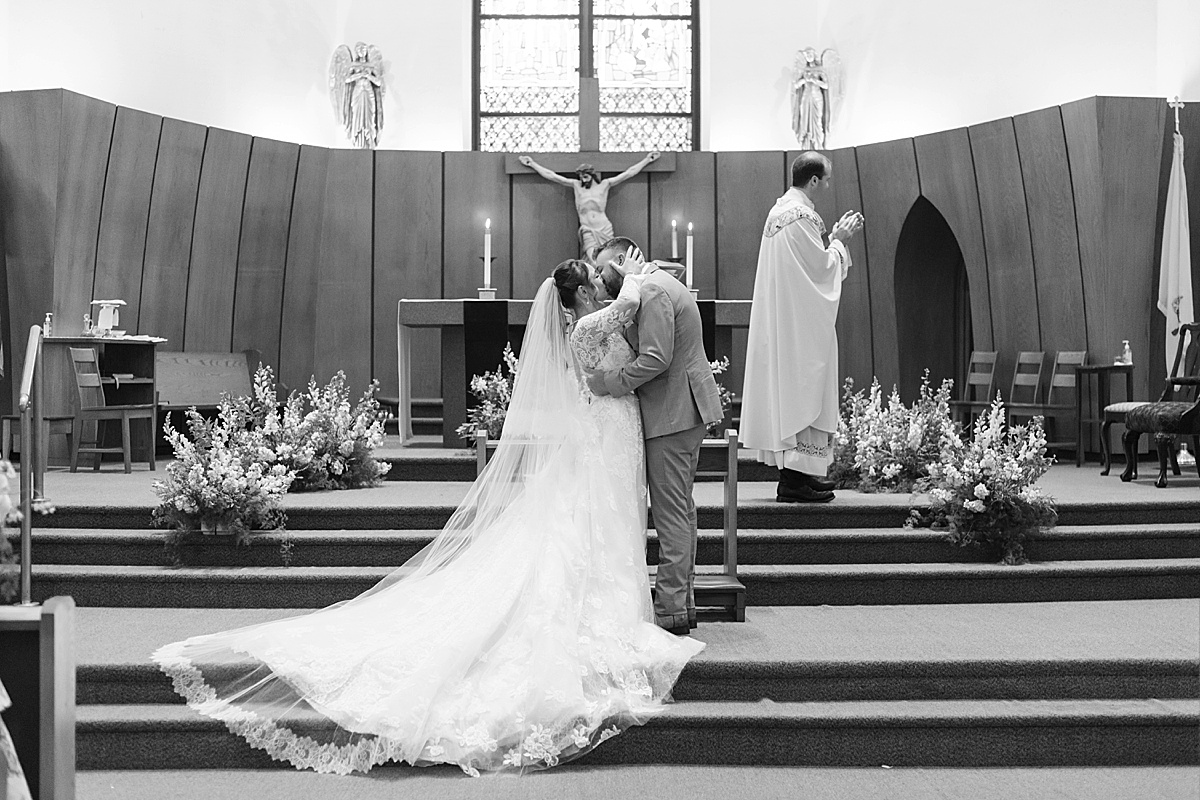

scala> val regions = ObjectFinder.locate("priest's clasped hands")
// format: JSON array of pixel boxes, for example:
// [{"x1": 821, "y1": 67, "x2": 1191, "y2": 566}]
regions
[{"x1": 830, "y1": 210, "x2": 865, "y2": 242}]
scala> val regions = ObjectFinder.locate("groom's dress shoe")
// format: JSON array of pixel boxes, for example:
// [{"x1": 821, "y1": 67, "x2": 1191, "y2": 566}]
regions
[
  {"x1": 776, "y1": 484, "x2": 835, "y2": 503},
  {"x1": 660, "y1": 622, "x2": 692, "y2": 636}
]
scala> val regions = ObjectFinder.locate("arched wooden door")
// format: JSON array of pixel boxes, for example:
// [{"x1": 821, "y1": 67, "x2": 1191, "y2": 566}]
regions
[{"x1": 893, "y1": 197, "x2": 973, "y2": 402}]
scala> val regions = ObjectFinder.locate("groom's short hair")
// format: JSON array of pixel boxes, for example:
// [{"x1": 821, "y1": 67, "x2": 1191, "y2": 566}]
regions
[{"x1": 597, "y1": 235, "x2": 643, "y2": 266}]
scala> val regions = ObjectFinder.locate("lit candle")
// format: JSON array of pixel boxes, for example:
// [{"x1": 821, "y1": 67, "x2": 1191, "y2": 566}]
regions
[
  {"x1": 685, "y1": 222, "x2": 694, "y2": 289},
  {"x1": 671, "y1": 219, "x2": 679, "y2": 259},
  {"x1": 483, "y1": 218, "x2": 492, "y2": 290}
]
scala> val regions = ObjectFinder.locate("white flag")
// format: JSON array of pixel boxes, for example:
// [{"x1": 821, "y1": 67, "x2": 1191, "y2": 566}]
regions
[{"x1": 1158, "y1": 130, "x2": 1194, "y2": 372}]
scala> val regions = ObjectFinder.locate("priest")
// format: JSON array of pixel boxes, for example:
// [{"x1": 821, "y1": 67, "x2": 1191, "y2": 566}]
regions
[{"x1": 741, "y1": 152, "x2": 864, "y2": 502}]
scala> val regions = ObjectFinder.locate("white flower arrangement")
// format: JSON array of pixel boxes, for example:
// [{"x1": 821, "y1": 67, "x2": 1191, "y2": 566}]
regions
[
  {"x1": 152, "y1": 395, "x2": 294, "y2": 559},
  {"x1": 831, "y1": 371, "x2": 961, "y2": 493},
  {"x1": 914, "y1": 394, "x2": 1057, "y2": 564},
  {"x1": 251, "y1": 367, "x2": 390, "y2": 491}
]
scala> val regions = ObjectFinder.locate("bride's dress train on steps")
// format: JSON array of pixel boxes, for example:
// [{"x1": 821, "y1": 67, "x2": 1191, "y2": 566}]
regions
[{"x1": 152, "y1": 277, "x2": 703, "y2": 776}]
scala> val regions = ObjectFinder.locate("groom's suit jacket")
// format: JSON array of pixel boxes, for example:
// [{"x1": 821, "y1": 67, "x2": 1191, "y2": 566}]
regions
[{"x1": 602, "y1": 268, "x2": 724, "y2": 440}]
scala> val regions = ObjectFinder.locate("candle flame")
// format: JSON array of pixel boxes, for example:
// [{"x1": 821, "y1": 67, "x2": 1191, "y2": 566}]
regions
[
  {"x1": 672, "y1": 219, "x2": 677, "y2": 228},
  {"x1": 688, "y1": 222, "x2": 693, "y2": 232},
  {"x1": 485, "y1": 218, "x2": 491, "y2": 230}
]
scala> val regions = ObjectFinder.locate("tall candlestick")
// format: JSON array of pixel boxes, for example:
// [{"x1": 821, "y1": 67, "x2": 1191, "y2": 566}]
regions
[
  {"x1": 483, "y1": 218, "x2": 492, "y2": 290},
  {"x1": 685, "y1": 222, "x2": 694, "y2": 289},
  {"x1": 671, "y1": 219, "x2": 679, "y2": 259}
]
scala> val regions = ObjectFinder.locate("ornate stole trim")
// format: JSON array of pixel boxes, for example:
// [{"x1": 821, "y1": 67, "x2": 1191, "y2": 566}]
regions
[{"x1": 764, "y1": 204, "x2": 825, "y2": 238}]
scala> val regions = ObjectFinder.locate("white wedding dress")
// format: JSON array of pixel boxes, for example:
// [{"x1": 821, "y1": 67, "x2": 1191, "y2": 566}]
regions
[{"x1": 152, "y1": 277, "x2": 703, "y2": 777}]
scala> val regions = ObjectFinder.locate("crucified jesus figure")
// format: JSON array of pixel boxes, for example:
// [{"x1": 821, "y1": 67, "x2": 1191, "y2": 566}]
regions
[{"x1": 518, "y1": 152, "x2": 660, "y2": 259}]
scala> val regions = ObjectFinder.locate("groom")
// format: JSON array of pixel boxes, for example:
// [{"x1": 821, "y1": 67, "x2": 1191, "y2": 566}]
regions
[{"x1": 585, "y1": 236, "x2": 724, "y2": 636}]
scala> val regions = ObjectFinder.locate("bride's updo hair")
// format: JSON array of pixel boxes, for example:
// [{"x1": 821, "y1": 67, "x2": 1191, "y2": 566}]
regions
[{"x1": 553, "y1": 259, "x2": 590, "y2": 309}]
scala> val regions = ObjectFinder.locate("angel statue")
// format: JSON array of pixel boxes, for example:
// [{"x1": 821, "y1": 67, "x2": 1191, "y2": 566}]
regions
[
  {"x1": 330, "y1": 42, "x2": 385, "y2": 149},
  {"x1": 791, "y1": 47, "x2": 843, "y2": 149}
]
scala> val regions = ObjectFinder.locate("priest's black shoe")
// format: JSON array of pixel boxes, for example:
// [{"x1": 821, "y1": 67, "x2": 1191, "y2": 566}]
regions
[
  {"x1": 798, "y1": 473, "x2": 837, "y2": 492},
  {"x1": 776, "y1": 483, "x2": 835, "y2": 503}
]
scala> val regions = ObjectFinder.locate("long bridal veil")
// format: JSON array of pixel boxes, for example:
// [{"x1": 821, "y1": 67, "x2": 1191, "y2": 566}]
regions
[
  {"x1": 153, "y1": 277, "x2": 699, "y2": 777},
  {"x1": 360, "y1": 276, "x2": 589, "y2": 596}
]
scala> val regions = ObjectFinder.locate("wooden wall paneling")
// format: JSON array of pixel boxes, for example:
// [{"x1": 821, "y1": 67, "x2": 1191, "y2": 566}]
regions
[
  {"x1": 968, "y1": 118, "x2": 1041, "y2": 389},
  {"x1": 1095, "y1": 97, "x2": 1169, "y2": 404},
  {"x1": 813, "y1": 147, "x2": 874, "y2": 392},
  {"x1": 52, "y1": 91, "x2": 116, "y2": 335},
  {"x1": 1061, "y1": 98, "x2": 1104, "y2": 363},
  {"x1": 715, "y1": 152, "x2": 787, "y2": 300},
  {"x1": 604, "y1": 173, "x2": 649, "y2": 262},
  {"x1": 279, "y1": 146, "x2": 329, "y2": 393},
  {"x1": 139, "y1": 118, "x2": 206, "y2": 347},
  {"x1": 374, "y1": 150, "x2": 443, "y2": 398},
  {"x1": 184, "y1": 128, "x2": 251, "y2": 351},
  {"x1": 444, "y1": 152, "x2": 510, "y2": 299},
  {"x1": 231, "y1": 137, "x2": 299, "y2": 375},
  {"x1": 854, "y1": 138, "x2": 921, "y2": 393},
  {"x1": 313, "y1": 149, "x2": 374, "y2": 392},
  {"x1": 1012, "y1": 107, "x2": 1088, "y2": 360},
  {"x1": 93, "y1": 106, "x2": 162, "y2": 334},
  {"x1": 648, "y1": 152, "x2": 716, "y2": 294},
  {"x1": 912, "y1": 127, "x2": 994, "y2": 351},
  {"x1": 0, "y1": 89, "x2": 62, "y2": 409},
  {"x1": 510, "y1": 174, "x2": 580, "y2": 299}
]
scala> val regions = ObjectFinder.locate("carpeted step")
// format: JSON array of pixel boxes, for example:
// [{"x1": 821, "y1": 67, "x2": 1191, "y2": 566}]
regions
[
  {"x1": 33, "y1": 484, "x2": 1200, "y2": 530},
  {"x1": 81, "y1": 657, "x2": 1200, "y2": 707},
  {"x1": 73, "y1": 765, "x2": 1200, "y2": 800},
  {"x1": 72, "y1": 601, "x2": 1200, "y2": 706},
  {"x1": 14, "y1": 524, "x2": 1200, "y2": 567},
  {"x1": 31, "y1": 558, "x2": 1200, "y2": 608},
  {"x1": 380, "y1": 449, "x2": 780, "y2": 482},
  {"x1": 74, "y1": 698, "x2": 1200, "y2": 770}
]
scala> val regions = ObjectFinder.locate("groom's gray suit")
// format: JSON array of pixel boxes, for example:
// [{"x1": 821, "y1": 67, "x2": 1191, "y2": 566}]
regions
[{"x1": 600, "y1": 267, "x2": 723, "y2": 629}]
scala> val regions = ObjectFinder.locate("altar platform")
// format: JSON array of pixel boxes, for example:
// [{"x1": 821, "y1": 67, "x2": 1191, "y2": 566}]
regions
[{"x1": 10, "y1": 455, "x2": 1199, "y2": 783}]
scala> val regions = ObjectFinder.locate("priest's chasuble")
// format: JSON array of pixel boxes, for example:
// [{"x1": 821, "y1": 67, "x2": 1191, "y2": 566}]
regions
[{"x1": 741, "y1": 187, "x2": 851, "y2": 474}]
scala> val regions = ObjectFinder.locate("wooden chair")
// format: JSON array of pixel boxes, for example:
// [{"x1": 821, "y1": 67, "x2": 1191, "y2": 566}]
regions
[
  {"x1": 950, "y1": 351, "x2": 998, "y2": 429},
  {"x1": 1008, "y1": 351, "x2": 1087, "y2": 455},
  {"x1": 1004, "y1": 351, "x2": 1045, "y2": 425},
  {"x1": 1118, "y1": 323, "x2": 1200, "y2": 487},
  {"x1": 69, "y1": 347, "x2": 156, "y2": 473}
]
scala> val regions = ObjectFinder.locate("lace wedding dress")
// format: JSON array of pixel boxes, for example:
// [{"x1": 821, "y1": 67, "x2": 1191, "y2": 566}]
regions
[{"x1": 152, "y1": 277, "x2": 703, "y2": 777}]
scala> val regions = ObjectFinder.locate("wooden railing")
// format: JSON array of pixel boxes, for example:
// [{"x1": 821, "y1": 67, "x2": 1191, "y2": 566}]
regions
[{"x1": 16, "y1": 324, "x2": 46, "y2": 606}]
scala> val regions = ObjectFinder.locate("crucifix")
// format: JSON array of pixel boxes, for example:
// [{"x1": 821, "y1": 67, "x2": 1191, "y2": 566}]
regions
[{"x1": 1169, "y1": 96, "x2": 1185, "y2": 134}]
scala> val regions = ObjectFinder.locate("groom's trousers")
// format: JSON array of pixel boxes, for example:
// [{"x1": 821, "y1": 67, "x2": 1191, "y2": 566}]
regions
[{"x1": 646, "y1": 422, "x2": 707, "y2": 628}]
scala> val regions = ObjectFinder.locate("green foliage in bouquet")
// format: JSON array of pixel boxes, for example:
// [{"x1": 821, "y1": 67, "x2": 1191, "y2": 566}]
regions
[
  {"x1": 251, "y1": 367, "x2": 390, "y2": 491},
  {"x1": 457, "y1": 344, "x2": 519, "y2": 448},
  {"x1": 830, "y1": 371, "x2": 961, "y2": 493},
  {"x1": 910, "y1": 395, "x2": 1057, "y2": 565},
  {"x1": 152, "y1": 397, "x2": 294, "y2": 564}
]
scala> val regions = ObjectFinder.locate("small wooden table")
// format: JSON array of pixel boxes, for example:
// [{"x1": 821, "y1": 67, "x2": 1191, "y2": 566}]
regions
[
  {"x1": 1074, "y1": 362, "x2": 1135, "y2": 467},
  {"x1": 41, "y1": 335, "x2": 164, "y2": 465}
]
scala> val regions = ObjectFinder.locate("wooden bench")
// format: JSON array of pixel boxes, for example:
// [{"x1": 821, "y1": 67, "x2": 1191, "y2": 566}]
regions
[{"x1": 155, "y1": 350, "x2": 258, "y2": 412}]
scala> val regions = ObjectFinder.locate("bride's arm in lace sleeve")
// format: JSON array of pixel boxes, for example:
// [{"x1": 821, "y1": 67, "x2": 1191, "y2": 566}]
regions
[{"x1": 592, "y1": 273, "x2": 644, "y2": 335}]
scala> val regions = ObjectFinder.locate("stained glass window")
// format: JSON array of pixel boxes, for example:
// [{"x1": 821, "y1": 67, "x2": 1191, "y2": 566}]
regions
[{"x1": 475, "y1": 2, "x2": 697, "y2": 151}]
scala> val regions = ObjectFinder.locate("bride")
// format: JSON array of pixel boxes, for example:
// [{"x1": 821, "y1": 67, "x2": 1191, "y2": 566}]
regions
[{"x1": 152, "y1": 260, "x2": 704, "y2": 777}]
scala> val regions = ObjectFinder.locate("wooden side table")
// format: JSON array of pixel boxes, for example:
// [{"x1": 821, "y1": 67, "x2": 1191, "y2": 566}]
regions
[{"x1": 1074, "y1": 362, "x2": 1134, "y2": 467}]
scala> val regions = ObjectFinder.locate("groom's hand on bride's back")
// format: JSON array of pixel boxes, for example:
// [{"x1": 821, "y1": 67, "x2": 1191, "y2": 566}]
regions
[{"x1": 583, "y1": 367, "x2": 610, "y2": 396}]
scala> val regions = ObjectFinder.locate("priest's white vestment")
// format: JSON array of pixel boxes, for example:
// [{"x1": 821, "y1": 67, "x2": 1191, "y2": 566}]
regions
[{"x1": 741, "y1": 187, "x2": 850, "y2": 474}]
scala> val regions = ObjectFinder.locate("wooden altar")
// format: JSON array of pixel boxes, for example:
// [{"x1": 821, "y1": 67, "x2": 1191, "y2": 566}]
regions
[{"x1": 398, "y1": 299, "x2": 751, "y2": 446}]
